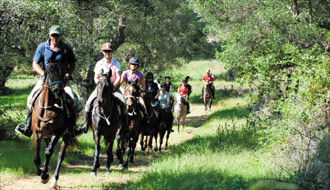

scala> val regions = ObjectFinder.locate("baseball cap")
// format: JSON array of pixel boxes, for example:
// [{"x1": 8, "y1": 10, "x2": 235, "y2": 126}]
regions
[{"x1": 49, "y1": 25, "x2": 63, "y2": 35}]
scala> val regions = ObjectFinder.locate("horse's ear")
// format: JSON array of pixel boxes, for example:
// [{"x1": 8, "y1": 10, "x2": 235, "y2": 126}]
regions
[
  {"x1": 99, "y1": 68, "x2": 104, "y2": 76},
  {"x1": 107, "y1": 69, "x2": 112, "y2": 79}
]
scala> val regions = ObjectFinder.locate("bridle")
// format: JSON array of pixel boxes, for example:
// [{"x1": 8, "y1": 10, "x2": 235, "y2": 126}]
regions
[
  {"x1": 95, "y1": 76, "x2": 113, "y2": 125},
  {"x1": 124, "y1": 85, "x2": 138, "y2": 116}
]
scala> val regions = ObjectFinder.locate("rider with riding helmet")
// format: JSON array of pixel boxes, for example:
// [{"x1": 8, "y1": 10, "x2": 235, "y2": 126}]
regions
[
  {"x1": 144, "y1": 71, "x2": 160, "y2": 117},
  {"x1": 202, "y1": 69, "x2": 215, "y2": 99},
  {"x1": 156, "y1": 82, "x2": 174, "y2": 132},
  {"x1": 81, "y1": 42, "x2": 128, "y2": 134},
  {"x1": 177, "y1": 79, "x2": 191, "y2": 114},
  {"x1": 120, "y1": 57, "x2": 148, "y2": 117},
  {"x1": 15, "y1": 25, "x2": 84, "y2": 137}
]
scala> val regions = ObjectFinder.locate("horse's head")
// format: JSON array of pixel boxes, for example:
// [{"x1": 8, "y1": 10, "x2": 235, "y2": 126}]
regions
[
  {"x1": 46, "y1": 63, "x2": 66, "y2": 98},
  {"x1": 175, "y1": 92, "x2": 184, "y2": 105},
  {"x1": 124, "y1": 80, "x2": 139, "y2": 116},
  {"x1": 96, "y1": 69, "x2": 113, "y2": 105}
]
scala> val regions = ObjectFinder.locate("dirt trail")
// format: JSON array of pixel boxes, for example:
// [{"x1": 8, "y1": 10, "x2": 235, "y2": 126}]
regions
[{"x1": 1, "y1": 103, "x2": 212, "y2": 190}]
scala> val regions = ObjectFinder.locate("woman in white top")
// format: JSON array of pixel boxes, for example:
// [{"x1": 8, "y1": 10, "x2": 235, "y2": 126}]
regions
[{"x1": 82, "y1": 42, "x2": 128, "y2": 133}]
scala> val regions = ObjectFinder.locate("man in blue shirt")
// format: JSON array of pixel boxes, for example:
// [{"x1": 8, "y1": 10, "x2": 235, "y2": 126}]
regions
[{"x1": 15, "y1": 25, "x2": 84, "y2": 137}]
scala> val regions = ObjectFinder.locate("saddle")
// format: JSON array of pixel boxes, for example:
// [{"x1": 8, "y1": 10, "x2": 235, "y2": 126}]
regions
[{"x1": 31, "y1": 91, "x2": 77, "y2": 121}]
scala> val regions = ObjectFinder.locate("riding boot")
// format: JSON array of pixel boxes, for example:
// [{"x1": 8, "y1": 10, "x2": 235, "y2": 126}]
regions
[
  {"x1": 15, "y1": 108, "x2": 33, "y2": 137},
  {"x1": 82, "y1": 111, "x2": 91, "y2": 133},
  {"x1": 187, "y1": 103, "x2": 190, "y2": 114},
  {"x1": 200, "y1": 87, "x2": 204, "y2": 99}
]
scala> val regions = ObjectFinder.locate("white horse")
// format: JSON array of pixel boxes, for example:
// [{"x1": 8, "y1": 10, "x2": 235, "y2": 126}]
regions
[{"x1": 174, "y1": 93, "x2": 187, "y2": 133}]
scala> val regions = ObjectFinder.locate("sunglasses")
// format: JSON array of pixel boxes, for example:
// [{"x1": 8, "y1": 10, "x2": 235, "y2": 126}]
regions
[
  {"x1": 51, "y1": 34, "x2": 60, "y2": 38},
  {"x1": 103, "y1": 50, "x2": 112, "y2": 53}
]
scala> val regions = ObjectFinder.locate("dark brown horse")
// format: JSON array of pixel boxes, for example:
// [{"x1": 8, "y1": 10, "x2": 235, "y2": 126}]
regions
[
  {"x1": 31, "y1": 63, "x2": 75, "y2": 189},
  {"x1": 140, "y1": 96, "x2": 160, "y2": 153},
  {"x1": 155, "y1": 107, "x2": 173, "y2": 152},
  {"x1": 90, "y1": 70, "x2": 121, "y2": 176},
  {"x1": 203, "y1": 83, "x2": 213, "y2": 112},
  {"x1": 119, "y1": 82, "x2": 143, "y2": 167}
]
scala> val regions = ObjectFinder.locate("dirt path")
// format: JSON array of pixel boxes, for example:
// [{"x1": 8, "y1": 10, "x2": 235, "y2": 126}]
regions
[{"x1": 1, "y1": 103, "x2": 212, "y2": 190}]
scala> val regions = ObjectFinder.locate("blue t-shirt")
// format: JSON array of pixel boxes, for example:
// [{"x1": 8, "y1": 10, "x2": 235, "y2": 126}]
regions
[{"x1": 33, "y1": 39, "x2": 76, "y2": 74}]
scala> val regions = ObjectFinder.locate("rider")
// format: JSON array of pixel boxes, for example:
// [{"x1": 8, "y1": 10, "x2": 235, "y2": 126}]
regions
[
  {"x1": 202, "y1": 69, "x2": 215, "y2": 99},
  {"x1": 156, "y1": 82, "x2": 174, "y2": 132},
  {"x1": 82, "y1": 42, "x2": 128, "y2": 135},
  {"x1": 15, "y1": 25, "x2": 84, "y2": 137},
  {"x1": 177, "y1": 79, "x2": 190, "y2": 114},
  {"x1": 164, "y1": 75, "x2": 174, "y2": 109},
  {"x1": 144, "y1": 71, "x2": 160, "y2": 118},
  {"x1": 185, "y1": 76, "x2": 192, "y2": 98},
  {"x1": 120, "y1": 57, "x2": 148, "y2": 117}
]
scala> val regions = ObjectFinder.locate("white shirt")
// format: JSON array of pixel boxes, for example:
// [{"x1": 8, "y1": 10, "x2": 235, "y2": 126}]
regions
[{"x1": 94, "y1": 58, "x2": 121, "y2": 83}]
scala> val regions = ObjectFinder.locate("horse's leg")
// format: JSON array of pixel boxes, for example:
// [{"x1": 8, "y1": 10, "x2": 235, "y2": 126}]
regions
[
  {"x1": 209, "y1": 99, "x2": 213, "y2": 111},
  {"x1": 165, "y1": 129, "x2": 170, "y2": 149},
  {"x1": 50, "y1": 134, "x2": 69, "y2": 189},
  {"x1": 177, "y1": 118, "x2": 180, "y2": 133},
  {"x1": 116, "y1": 134, "x2": 123, "y2": 161},
  {"x1": 146, "y1": 135, "x2": 151, "y2": 153},
  {"x1": 154, "y1": 131, "x2": 159, "y2": 152},
  {"x1": 139, "y1": 133, "x2": 145, "y2": 151},
  {"x1": 130, "y1": 137, "x2": 138, "y2": 163},
  {"x1": 159, "y1": 130, "x2": 165, "y2": 152},
  {"x1": 41, "y1": 135, "x2": 60, "y2": 184},
  {"x1": 33, "y1": 134, "x2": 42, "y2": 176},
  {"x1": 123, "y1": 140, "x2": 131, "y2": 169},
  {"x1": 91, "y1": 131, "x2": 101, "y2": 176},
  {"x1": 204, "y1": 96, "x2": 207, "y2": 112},
  {"x1": 105, "y1": 137, "x2": 114, "y2": 174}
]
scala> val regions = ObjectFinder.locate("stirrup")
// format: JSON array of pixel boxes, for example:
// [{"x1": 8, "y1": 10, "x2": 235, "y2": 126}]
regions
[{"x1": 15, "y1": 123, "x2": 27, "y2": 134}]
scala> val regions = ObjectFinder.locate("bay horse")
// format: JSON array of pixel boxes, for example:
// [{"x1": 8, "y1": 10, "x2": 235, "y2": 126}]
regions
[
  {"x1": 140, "y1": 96, "x2": 159, "y2": 153},
  {"x1": 119, "y1": 81, "x2": 143, "y2": 167},
  {"x1": 155, "y1": 107, "x2": 173, "y2": 152},
  {"x1": 174, "y1": 93, "x2": 187, "y2": 132},
  {"x1": 203, "y1": 83, "x2": 213, "y2": 111},
  {"x1": 90, "y1": 69, "x2": 121, "y2": 176},
  {"x1": 31, "y1": 62, "x2": 76, "y2": 189}
]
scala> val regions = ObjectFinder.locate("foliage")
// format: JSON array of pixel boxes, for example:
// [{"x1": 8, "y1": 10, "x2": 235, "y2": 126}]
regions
[
  {"x1": 188, "y1": 0, "x2": 330, "y2": 188},
  {"x1": 0, "y1": 0, "x2": 214, "y2": 101}
]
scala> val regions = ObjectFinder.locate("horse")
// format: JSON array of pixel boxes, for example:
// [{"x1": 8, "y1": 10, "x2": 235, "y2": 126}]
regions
[
  {"x1": 119, "y1": 81, "x2": 143, "y2": 167},
  {"x1": 174, "y1": 92, "x2": 187, "y2": 133},
  {"x1": 90, "y1": 69, "x2": 121, "y2": 176},
  {"x1": 31, "y1": 62, "x2": 76, "y2": 189},
  {"x1": 155, "y1": 106, "x2": 173, "y2": 152},
  {"x1": 140, "y1": 96, "x2": 160, "y2": 153},
  {"x1": 203, "y1": 83, "x2": 213, "y2": 111}
]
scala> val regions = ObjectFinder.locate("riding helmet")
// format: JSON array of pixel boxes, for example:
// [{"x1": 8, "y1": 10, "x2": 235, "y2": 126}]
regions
[
  {"x1": 145, "y1": 71, "x2": 154, "y2": 79},
  {"x1": 164, "y1": 76, "x2": 171, "y2": 79},
  {"x1": 101, "y1": 42, "x2": 112, "y2": 51},
  {"x1": 129, "y1": 57, "x2": 139, "y2": 65},
  {"x1": 160, "y1": 82, "x2": 166, "y2": 88}
]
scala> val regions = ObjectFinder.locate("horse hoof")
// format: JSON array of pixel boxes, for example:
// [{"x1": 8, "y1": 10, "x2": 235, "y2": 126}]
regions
[
  {"x1": 90, "y1": 172, "x2": 96, "y2": 176},
  {"x1": 105, "y1": 171, "x2": 110, "y2": 175},
  {"x1": 122, "y1": 166, "x2": 128, "y2": 171},
  {"x1": 40, "y1": 173, "x2": 50, "y2": 184},
  {"x1": 49, "y1": 178, "x2": 57, "y2": 189},
  {"x1": 154, "y1": 148, "x2": 158, "y2": 152},
  {"x1": 129, "y1": 160, "x2": 134, "y2": 164}
]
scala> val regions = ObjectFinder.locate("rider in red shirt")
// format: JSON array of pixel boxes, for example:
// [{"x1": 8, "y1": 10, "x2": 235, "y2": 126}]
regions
[
  {"x1": 202, "y1": 69, "x2": 215, "y2": 99},
  {"x1": 177, "y1": 79, "x2": 190, "y2": 114}
]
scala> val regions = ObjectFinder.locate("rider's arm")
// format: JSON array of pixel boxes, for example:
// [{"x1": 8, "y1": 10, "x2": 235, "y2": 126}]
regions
[
  {"x1": 140, "y1": 78, "x2": 146, "y2": 92},
  {"x1": 94, "y1": 72, "x2": 100, "y2": 84},
  {"x1": 32, "y1": 61, "x2": 45, "y2": 76},
  {"x1": 114, "y1": 71, "x2": 121, "y2": 89},
  {"x1": 169, "y1": 84, "x2": 172, "y2": 93}
]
